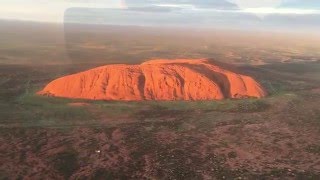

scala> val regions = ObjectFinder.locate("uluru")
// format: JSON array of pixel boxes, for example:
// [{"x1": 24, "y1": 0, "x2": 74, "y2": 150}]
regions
[{"x1": 37, "y1": 59, "x2": 267, "y2": 100}]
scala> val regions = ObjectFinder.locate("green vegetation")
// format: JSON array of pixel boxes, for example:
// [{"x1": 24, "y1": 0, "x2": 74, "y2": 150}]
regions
[
  {"x1": 0, "y1": 82, "x2": 274, "y2": 128},
  {"x1": 0, "y1": 90, "x2": 94, "y2": 127}
]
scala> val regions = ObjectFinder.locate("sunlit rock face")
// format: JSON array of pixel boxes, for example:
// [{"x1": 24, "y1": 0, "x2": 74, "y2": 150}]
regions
[{"x1": 37, "y1": 59, "x2": 267, "y2": 100}]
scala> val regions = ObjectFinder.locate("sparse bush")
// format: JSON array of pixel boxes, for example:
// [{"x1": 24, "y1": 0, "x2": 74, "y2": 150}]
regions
[
  {"x1": 234, "y1": 100, "x2": 270, "y2": 113},
  {"x1": 306, "y1": 144, "x2": 320, "y2": 155},
  {"x1": 228, "y1": 151, "x2": 237, "y2": 159},
  {"x1": 50, "y1": 151, "x2": 79, "y2": 178}
]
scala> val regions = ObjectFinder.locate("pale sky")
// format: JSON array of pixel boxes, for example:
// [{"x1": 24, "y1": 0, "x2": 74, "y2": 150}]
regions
[
  {"x1": 1, "y1": 0, "x2": 319, "y2": 25},
  {"x1": 0, "y1": 0, "x2": 124, "y2": 22}
]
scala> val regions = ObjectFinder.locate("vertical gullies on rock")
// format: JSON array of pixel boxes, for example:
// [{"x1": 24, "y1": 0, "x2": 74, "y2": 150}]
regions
[{"x1": 37, "y1": 59, "x2": 267, "y2": 100}]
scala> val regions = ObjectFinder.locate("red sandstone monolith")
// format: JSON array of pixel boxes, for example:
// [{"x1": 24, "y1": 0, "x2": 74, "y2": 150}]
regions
[{"x1": 37, "y1": 59, "x2": 267, "y2": 100}]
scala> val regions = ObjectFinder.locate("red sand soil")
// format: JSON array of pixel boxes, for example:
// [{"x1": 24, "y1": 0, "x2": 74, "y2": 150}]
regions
[{"x1": 37, "y1": 59, "x2": 267, "y2": 100}]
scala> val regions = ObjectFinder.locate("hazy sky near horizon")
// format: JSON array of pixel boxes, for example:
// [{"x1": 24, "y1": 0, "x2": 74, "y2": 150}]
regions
[{"x1": 1, "y1": 0, "x2": 320, "y2": 32}]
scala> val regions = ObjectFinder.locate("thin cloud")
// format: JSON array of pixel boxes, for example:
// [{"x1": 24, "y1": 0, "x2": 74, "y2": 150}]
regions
[{"x1": 241, "y1": 7, "x2": 320, "y2": 15}]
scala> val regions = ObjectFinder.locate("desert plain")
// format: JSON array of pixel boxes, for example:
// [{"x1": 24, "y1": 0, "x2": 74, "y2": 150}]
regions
[{"x1": 0, "y1": 21, "x2": 320, "y2": 179}]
